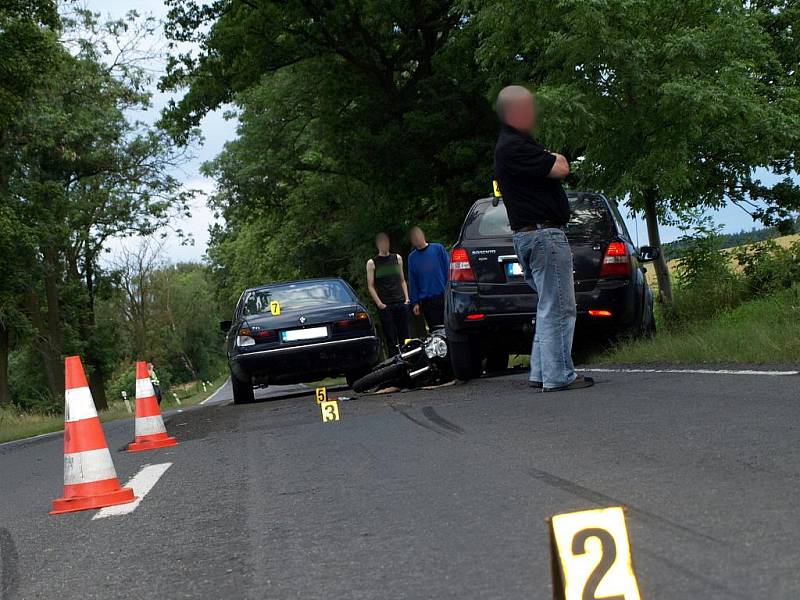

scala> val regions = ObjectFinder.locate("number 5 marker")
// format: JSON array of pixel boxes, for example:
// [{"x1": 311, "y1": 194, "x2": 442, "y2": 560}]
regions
[
  {"x1": 315, "y1": 387, "x2": 327, "y2": 404},
  {"x1": 549, "y1": 506, "x2": 642, "y2": 600}
]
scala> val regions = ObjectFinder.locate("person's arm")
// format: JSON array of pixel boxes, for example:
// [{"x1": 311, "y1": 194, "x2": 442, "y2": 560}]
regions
[
  {"x1": 547, "y1": 153, "x2": 570, "y2": 180},
  {"x1": 397, "y1": 255, "x2": 411, "y2": 304},
  {"x1": 408, "y1": 254, "x2": 421, "y2": 315},
  {"x1": 366, "y1": 260, "x2": 386, "y2": 309}
]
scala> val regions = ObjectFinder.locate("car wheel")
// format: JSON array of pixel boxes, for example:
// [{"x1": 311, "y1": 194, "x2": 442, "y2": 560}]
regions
[
  {"x1": 449, "y1": 335, "x2": 483, "y2": 381},
  {"x1": 231, "y1": 371, "x2": 255, "y2": 404},
  {"x1": 484, "y1": 351, "x2": 509, "y2": 373}
]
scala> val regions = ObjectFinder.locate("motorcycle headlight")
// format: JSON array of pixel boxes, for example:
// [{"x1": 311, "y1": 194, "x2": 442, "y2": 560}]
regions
[{"x1": 424, "y1": 336, "x2": 448, "y2": 359}]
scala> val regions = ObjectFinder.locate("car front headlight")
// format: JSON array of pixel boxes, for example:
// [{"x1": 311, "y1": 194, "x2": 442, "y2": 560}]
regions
[{"x1": 424, "y1": 336, "x2": 448, "y2": 359}]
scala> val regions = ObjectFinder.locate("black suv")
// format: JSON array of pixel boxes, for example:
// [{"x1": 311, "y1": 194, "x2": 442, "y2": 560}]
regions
[{"x1": 444, "y1": 191, "x2": 659, "y2": 380}]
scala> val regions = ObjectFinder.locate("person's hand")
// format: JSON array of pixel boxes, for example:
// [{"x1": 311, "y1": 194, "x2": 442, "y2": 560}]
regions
[
  {"x1": 413, "y1": 304, "x2": 421, "y2": 316},
  {"x1": 377, "y1": 302, "x2": 387, "y2": 310}
]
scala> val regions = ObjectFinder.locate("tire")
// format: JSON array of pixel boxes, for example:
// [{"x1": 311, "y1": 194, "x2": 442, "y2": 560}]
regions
[
  {"x1": 484, "y1": 351, "x2": 509, "y2": 373},
  {"x1": 345, "y1": 368, "x2": 371, "y2": 390},
  {"x1": 352, "y1": 361, "x2": 408, "y2": 393},
  {"x1": 449, "y1": 336, "x2": 483, "y2": 381},
  {"x1": 231, "y1": 371, "x2": 255, "y2": 404}
]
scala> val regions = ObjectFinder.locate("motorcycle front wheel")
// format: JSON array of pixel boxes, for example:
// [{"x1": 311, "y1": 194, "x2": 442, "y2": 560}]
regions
[{"x1": 352, "y1": 361, "x2": 409, "y2": 393}]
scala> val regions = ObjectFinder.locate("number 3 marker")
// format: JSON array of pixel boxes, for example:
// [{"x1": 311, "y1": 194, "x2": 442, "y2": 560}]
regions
[
  {"x1": 549, "y1": 506, "x2": 642, "y2": 600},
  {"x1": 320, "y1": 400, "x2": 340, "y2": 422}
]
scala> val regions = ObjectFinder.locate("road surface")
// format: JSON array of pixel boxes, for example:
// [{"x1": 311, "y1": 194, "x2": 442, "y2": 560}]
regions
[{"x1": 1, "y1": 367, "x2": 799, "y2": 599}]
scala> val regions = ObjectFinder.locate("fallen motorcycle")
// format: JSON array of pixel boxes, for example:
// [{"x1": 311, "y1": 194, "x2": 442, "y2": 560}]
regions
[{"x1": 352, "y1": 327, "x2": 452, "y2": 393}]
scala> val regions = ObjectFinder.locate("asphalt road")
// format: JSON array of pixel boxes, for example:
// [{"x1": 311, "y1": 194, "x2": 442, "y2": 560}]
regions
[{"x1": 1, "y1": 367, "x2": 800, "y2": 599}]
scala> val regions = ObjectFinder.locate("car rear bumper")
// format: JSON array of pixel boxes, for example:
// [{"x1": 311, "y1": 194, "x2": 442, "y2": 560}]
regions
[
  {"x1": 230, "y1": 335, "x2": 381, "y2": 385},
  {"x1": 446, "y1": 280, "x2": 638, "y2": 334}
]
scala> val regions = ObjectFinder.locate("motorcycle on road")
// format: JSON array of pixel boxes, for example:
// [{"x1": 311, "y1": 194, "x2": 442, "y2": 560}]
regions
[{"x1": 352, "y1": 327, "x2": 453, "y2": 393}]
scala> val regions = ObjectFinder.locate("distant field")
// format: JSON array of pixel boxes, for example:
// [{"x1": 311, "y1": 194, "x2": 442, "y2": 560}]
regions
[{"x1": 647, "y1": 233, "x2": 800, "y2": 287}]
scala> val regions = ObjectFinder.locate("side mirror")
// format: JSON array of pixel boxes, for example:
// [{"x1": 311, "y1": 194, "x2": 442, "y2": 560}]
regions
[
  {"x1": 638, "y1": 246, "x2": 660, "y2": 263},
  {"x1": 220, "y1": 320, "x2": 232, "y2": 333}
]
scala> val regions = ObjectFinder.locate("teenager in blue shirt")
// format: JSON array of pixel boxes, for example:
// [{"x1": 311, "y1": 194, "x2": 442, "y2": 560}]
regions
[{"x1": 408, "y1": 226, "x2": 450, "y2": 329}]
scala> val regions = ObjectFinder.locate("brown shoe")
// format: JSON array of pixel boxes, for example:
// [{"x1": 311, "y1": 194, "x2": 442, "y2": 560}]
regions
[{"x1": 543, "y1": 375, "x2": 595, "y2": 392}]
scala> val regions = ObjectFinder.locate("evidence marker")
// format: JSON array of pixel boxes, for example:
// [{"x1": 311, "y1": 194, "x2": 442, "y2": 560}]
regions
[
  {"x1": 270, "y1": 300, "x2": 281, "y2": 316},
  {"x1": 548, "y1": 506, "x2": 642, "y2": 600},
  {"x1": 315, "y1": 386, "x2": 327, "y2": 405},
  {"x1": 320, "y1": 400, "x2": 340, "y2": 422}
]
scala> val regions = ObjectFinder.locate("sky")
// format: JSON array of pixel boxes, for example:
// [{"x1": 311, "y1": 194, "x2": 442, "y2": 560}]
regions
[{"x1": 90, "y1": 0, "x2": 790, "y2": 264}]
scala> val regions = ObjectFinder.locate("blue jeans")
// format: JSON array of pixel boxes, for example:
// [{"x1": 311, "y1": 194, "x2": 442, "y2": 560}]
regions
[{"x1": 513, "y1": 228, "x2": 577, "y2": 388}]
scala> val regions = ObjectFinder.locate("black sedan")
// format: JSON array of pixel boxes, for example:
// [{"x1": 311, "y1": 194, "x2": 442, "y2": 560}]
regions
[{"x1": 221, "y1": 278, "x2": 380, "y2": 404}]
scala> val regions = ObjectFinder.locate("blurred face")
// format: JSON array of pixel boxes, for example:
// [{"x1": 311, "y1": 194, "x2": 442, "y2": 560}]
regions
[
  {"x1": 376, "y1": 234, "x2": 390, "y2": 253},
  {"x1": 409, "y1": 228, "x2": 426, "y2": 248},
  {"x1": 506, "y1": 94, "x2": 536, "y2": 132}
]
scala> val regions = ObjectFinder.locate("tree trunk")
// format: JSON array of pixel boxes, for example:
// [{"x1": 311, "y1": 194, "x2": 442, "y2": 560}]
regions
[
  {"x1": 643, "y1": 189, "x2": 674, "y2": 306},
  {"x1": 42, "y1": 246, "x2": 64, "y2": 400},
  {"x1": 0, "y1": 320, "x2": 11, "y2": 406}
]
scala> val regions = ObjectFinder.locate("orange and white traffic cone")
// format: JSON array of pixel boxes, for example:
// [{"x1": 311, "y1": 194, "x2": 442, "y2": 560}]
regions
[
  {"x1": 127, "y1": 361, "x2": 178, "y2": 452},
  {"x1": 50, "y1": 356, "x2": 135, "y2": 515}
]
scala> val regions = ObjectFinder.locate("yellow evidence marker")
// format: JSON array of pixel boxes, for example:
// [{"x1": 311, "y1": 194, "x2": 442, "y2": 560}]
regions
[
  {"x1": 320, "y1": 400, "x2": 340, "y2": 422},
  {"x1": 270, "y1": 300, "x2": 281, "y2": 316},
  {"x1": 549, "y1": 506, "x2": 642, "y2": 600},
  {"x1": 315, "y1": 386, "x2": 327, "y2": 405},
  {"x1": 492, "y1": 179, "x2": 502, "y2": 197}
]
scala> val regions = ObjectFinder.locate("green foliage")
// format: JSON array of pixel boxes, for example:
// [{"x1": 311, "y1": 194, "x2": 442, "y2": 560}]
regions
[
  {"x1": 470, "y1": 0, "x2": 800, "y2": 223},
  {"x1": 599, "y1": 284, "x2": 800, "y2": 364},
  {"x1": 734, "y1": 240, "x2": 800, "y2": 296},
  {"x1": 671, "y1": 222, "x2": 746, "y2": 323},
  {"x1": 163, "y1": 0, "x2": 496, "y2": 307}
]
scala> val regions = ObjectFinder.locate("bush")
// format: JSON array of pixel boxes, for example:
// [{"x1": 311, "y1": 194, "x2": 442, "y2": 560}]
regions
[
  {"x1": 669, "y1": 224, "x2": 746, "y2": 325},
  {"x1": 734, "y1": 240, "x2": 800, "y2": 296}
]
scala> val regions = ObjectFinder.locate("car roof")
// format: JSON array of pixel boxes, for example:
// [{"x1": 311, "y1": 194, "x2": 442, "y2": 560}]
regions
[
  {"x1": 472, "y1": 190, "x2": 608, "y2": 209},
  {"x1": 243, "y1": 277, "x2": 348, "y2": 294}
]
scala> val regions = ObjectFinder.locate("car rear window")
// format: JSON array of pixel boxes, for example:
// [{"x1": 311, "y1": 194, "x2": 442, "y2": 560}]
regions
[
  {"x1": 463, "y1": 195, "x2": 614, "y2": 240},
  {"x1": 240, "y1": 280, "x2": 354, "y2": 317}
]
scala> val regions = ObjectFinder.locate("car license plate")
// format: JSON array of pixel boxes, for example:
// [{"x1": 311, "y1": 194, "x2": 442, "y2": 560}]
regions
[
  {"x1": 505, "y1": 262, "x2": 524, "y2": 277},
  {"x1": 280, "y1": 326, "x2": 328, "y2": 342}
]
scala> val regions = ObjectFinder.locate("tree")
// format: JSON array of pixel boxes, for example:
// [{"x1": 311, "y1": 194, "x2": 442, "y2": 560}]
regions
[
  {"x1": 4, "y1": 10, "x2": 194, "y2": 408},
  {"x1": 161, "y1": 0, "x2": 497, "y2": 303},
  {"x1": 0, "y1": 0, "x2": 60, "y2": 406},
  {"x1": 469, "y1": 0, "x2": 800, "y2": 305}
]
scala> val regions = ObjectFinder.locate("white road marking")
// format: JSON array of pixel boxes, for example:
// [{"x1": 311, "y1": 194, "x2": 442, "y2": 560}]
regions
[
  {"x1": 92, "y1": 462, "x2": 172, "y2": 520},
  {"x1": 582, "y1": 368, "x2": 799, "y2": 376},
  {"x1": 201, "y1": 379, "x2": 230, "y2": 405}
]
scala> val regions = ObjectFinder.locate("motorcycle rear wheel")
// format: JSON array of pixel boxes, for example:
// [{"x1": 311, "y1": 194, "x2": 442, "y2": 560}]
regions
[{"x1": 352, "y1": 361, "x2": 409, "y2": 393}]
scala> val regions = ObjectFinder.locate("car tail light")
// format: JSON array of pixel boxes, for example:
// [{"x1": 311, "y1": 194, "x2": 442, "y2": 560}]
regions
[
  {"x1": 236, "y1": 328, "x2": 256, "y2": 347},
  {"x1": 450, "y1": 248, "x2": 476, "y2": 282},
  {"x1": 333, "y1": 311, "x2": 372, "y2": 333},
  {"x1": 254, "y1": 329, "x2": 278, "y2": 341},
  {"x1": 599, "y1": 241, "x2": 631, "y2": 278},
  {"x1": 466, "y1": 313, "x2": 485, "y2": 321},
  {"x1": 588, "y1": 309, "x2": 613, "y2": 317}
]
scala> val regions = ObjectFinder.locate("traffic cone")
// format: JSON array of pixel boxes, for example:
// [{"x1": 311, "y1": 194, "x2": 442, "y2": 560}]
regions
[
  {"x1": 127, "y1": 361, "x2": 177, "y2": 452},
  {"x1": 50, "y1": 357, "x2": 135, "y2": 515}
]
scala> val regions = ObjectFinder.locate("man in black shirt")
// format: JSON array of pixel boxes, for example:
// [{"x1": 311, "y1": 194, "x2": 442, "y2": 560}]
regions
[{"x1": 494, "y1": 85, "x2": 593, "y2": 392}]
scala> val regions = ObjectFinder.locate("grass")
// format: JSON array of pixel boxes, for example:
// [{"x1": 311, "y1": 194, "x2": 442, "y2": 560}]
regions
[
  {"x1": 0, "y1": 373, "x2": 228, "y2": 445},
  {"x1": 598, "y1": 285, "x2": 800, "y2": 365}
]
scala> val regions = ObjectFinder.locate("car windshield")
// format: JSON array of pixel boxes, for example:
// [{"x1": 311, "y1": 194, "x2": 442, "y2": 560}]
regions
[
  {"x1": 240, "y1": 280, "x2": 354, "y2": 317},
  {"x1": 463, "y1": 195, "x2": 614, "y2": 240}
]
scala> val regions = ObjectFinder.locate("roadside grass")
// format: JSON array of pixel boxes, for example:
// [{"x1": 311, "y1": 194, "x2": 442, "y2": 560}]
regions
[
  {"x1": 597, "y1": 285, "x2": 800, "y2": 364},
  {"x1": 0, "y1": 373, "x2": 228, "y2": 445}
]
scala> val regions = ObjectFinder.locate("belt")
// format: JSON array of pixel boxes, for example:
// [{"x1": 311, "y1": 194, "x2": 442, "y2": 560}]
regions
[{"x1": 513, "y1": 222, "x2": 562, "y2": 233}]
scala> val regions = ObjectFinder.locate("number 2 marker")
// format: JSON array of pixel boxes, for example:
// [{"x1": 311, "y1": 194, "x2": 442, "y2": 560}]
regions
[{"x1": 549, "y1": 506, "x2": 642, "y2": 600}]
